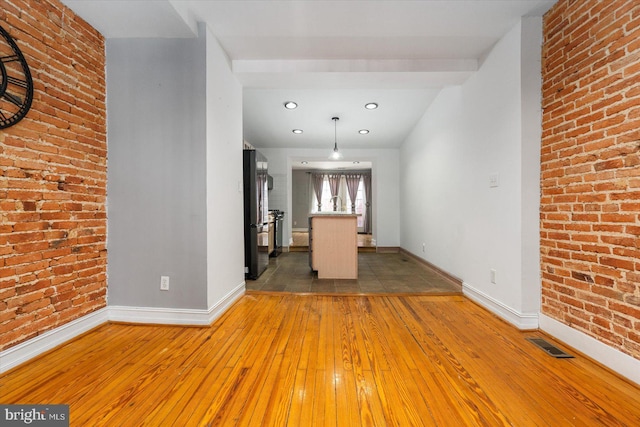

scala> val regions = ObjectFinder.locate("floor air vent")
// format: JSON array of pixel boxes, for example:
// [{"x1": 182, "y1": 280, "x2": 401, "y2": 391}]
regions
[{"x1": 526, "y1": 338, "x2": 574, "y2": 358}]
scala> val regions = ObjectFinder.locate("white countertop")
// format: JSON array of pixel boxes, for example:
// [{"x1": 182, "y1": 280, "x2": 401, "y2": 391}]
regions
[{"x1": 309, "y1": 212, "x2": 358, "y2": 217}]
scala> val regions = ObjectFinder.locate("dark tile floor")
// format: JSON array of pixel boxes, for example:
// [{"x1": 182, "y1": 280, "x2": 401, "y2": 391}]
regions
[{"x1": 246, "y1": 252, "x2": 463, "y2": 294}]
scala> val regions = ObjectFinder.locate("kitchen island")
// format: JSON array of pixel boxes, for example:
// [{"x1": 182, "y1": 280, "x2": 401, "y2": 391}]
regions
[{"x1": 308, "y1": 213, "x2": 358, "y2": 279}]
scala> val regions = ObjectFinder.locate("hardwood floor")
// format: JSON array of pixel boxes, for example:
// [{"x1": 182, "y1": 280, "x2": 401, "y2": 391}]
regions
[{"x1": 2, "y1": 295, "x2": 639, "y2": 426}]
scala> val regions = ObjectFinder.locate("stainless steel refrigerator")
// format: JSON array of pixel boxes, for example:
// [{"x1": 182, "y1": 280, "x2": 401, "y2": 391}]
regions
[{"x1": 243, "y1": 149, "x2": 269, "y2": 279}]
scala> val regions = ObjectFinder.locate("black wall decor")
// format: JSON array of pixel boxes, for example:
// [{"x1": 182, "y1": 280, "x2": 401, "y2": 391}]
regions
[{"x1": 0, "y1": 24, "x2": 34, "y2": 129}]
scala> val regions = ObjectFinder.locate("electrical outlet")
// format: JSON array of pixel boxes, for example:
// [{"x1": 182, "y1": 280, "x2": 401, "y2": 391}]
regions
[
  {"x1": 490, "y1": 269, "x2": 497, "y2": 284},
  {"x1": 160, "y1": 276, "x2": 170, "y2": 291},
  {"x1": 489, "y1": 173, "x2": 499, "y2": 188}
]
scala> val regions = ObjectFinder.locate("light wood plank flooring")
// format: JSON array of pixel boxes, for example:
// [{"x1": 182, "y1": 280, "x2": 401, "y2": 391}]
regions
[{"x1": 2, "y1": 294, "x2": 639, "y2": 426}]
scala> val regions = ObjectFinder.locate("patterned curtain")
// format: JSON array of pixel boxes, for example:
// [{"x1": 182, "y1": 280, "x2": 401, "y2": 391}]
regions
[
  {"x1": 345, "y1": 174, "x2": 362, "y2": 213},
  {"x1": 327, "y1": 174, "x2": 341, "y2": 211},
  {"x1": 312, "y1": 173, "x2": 325, "y2": 211}
]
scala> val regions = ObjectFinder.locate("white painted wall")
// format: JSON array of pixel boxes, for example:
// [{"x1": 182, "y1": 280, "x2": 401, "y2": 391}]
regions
[
  {"x1": 258, "y1": 148, "x2": 401, "y2": 248},
  {"x1": 204, "y1": 25, "x2": 246, "y2": 309},
  {"x1": 399, "y1": 19, "x2": 541, "y2": 328}
]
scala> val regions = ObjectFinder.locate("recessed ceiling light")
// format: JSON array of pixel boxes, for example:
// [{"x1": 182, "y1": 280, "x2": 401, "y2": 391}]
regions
[
  {"x1": 353, "y1": 161, "x2": 360, "y2": 164},
  {"x1": 301, "y1": 161, "x2": 308, "y2": 165},
  {"x1": 292, "y1": 129, "x2": 303, "y2": 134},
  {"x1": 359, "y1": 129, "x2": 370, "y2": 134},
  {"x1": 284, "y1": 101, "x2": 298, "y2": 109},
  {"x1": 365, "y1": 103, "x2": 378, "y2": 110}
]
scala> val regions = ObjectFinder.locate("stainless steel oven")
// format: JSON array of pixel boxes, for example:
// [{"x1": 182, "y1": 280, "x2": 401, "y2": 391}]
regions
[{"x1": 269, "y1": 210, "x2": 284, "y2": 257}]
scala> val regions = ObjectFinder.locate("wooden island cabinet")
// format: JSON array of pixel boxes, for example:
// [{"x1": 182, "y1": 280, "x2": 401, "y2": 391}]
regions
[{"x1": 308, "y1": 213, "x2": 358, "y2": 279}]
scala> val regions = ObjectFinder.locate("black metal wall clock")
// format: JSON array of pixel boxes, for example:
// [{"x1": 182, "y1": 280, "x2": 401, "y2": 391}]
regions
[{"x1": 0, "y1": 24, "x2": 34, "y2": 129}]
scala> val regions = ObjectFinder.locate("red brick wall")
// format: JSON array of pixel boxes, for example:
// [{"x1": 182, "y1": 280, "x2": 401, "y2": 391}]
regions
[
  {"x1": 0, "y1": 0, "x2": 106, "y2": 351},
  {"x1": 541, "y1": 0, "x2": 640, "y2": 359}
]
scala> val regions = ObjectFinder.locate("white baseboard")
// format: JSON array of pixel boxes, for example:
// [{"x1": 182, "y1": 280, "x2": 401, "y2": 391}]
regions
[
  {"x1": 0, "y1": 307, "x2": 109, "y2": 374},
  {"x1": 109, "y1": 282, "x2": 245, "y2": 325},
  {"x1": 539, "y1": 313, "x2": 640, "y2": 386},
  {"x1": 207, "y1": 282, "x2": 246, "y2": 324},
  {"x1": 108, "y1": 306, "x2": 212, "y2": 325},
  {"x1": 0, "y1": 283, "x2": 245, "y2": 374},
  {"x1": 463, "y1": 283, "x2": 539, "y2": 330}
]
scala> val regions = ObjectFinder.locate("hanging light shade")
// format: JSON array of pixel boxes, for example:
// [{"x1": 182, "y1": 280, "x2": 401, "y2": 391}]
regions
[{"x1": 329, "y1": 117, "x2": 343, "y2": 160}]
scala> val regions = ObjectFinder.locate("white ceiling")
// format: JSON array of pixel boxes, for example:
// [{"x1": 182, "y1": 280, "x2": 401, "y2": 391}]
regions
[{"x1": 61, "y1": 0, "x2": 556, "y2": 157}]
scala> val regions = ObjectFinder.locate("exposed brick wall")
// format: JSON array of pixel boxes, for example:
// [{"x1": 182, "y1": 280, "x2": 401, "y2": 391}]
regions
[
  {"x1": 541, "y1": 0, "x2": 640, "y2": 359},
  {"x1": 0, "y1": 0, "x2": 106, "y2": 351}
]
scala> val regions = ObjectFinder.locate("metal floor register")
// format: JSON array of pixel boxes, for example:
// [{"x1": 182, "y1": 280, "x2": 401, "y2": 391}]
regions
[{"x1": 526, "y1": 337, "x2": 574, "y2": 358}]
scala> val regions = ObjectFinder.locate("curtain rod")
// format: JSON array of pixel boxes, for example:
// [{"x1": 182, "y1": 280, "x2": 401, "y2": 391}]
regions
[{"x1": 304, "y1": 169, "x2": 371, "y2": 174}]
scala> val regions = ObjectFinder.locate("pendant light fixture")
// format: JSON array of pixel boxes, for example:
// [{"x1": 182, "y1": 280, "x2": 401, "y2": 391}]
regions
[{"x1": 329, "y1": 116, "x2": 343, "y2": 160}]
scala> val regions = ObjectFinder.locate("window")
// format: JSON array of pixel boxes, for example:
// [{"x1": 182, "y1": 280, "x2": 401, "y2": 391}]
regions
[
  {"x1": 311, "y1": 176, "x2": 365, "y2": 228},
  {"x1": 311, "y1": 176, "x2": 342, "y2": 213},
  {"x1": 353, "y1": 179, "x2": 365, "y2": 228}
]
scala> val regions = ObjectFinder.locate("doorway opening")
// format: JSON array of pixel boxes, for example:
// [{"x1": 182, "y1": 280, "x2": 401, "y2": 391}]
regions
[{"x1": 290, "y1": 162, "x2": 374, "y2": 252}]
